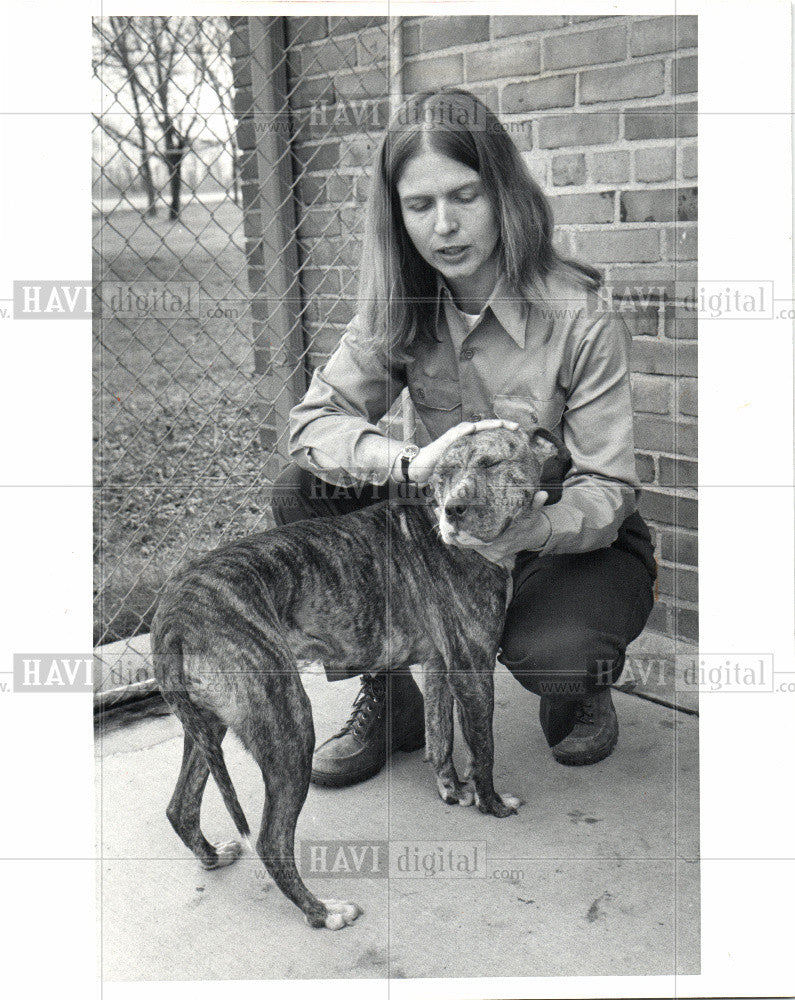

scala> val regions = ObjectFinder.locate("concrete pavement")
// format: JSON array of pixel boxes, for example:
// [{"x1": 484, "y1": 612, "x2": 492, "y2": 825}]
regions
[{"x1": 95, "y1": 631, "x2": 699, "y2": 982}]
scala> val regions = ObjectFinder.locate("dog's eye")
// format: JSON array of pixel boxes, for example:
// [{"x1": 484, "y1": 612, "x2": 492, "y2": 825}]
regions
[{"x1": 476, "y1": 457, "x2": 501, "y2": 469}]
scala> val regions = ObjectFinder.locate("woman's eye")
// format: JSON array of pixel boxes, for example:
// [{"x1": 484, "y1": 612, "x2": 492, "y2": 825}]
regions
[
  {"x1": 457, "y1": 192, "x2": 477, "y2": 203},
  {"x1": 407, "y1": 201, "x2": 430, "y2": 212}
]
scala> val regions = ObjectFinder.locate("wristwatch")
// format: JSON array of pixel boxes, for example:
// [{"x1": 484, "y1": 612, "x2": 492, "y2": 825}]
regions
[{"x1": 398, "y1": 443, "x2": 420, "y2": 483}]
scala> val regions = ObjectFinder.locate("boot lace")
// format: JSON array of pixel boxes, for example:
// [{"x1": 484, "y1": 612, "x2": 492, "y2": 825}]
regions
[
  {"x1": 574, "y1": 697, "x2": 596, "y2": 725},
  {"x1": 337, "y1": 674, "x2": 387, "y2": 739}
]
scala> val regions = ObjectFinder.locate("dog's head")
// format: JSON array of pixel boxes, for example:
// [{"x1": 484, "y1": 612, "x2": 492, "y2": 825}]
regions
[{"x1": 429, "y1": 426, "x2": 568, "y2": 546}]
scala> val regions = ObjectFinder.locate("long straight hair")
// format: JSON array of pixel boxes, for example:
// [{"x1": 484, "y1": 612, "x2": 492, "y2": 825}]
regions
[{"x1": 357, "y1": 89, "x2": 601, "y2": 361}]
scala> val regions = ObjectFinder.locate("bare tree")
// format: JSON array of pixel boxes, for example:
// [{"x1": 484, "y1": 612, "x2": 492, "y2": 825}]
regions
[{"x1": 93, "y1": 16, "x2": 235, "y2": 220}]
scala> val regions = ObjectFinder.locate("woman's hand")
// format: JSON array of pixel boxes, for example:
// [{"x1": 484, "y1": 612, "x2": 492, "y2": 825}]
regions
[{"x1": 406, "y1": 418, "x2": 521, "y2": 486}]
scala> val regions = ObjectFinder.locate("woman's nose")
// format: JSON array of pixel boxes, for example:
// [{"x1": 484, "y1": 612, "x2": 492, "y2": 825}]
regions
[{"x1": 433, "y1": 202, "x2": 458, "y2": 235}]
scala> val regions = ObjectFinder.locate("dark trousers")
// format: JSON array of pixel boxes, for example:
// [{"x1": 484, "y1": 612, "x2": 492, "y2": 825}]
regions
[{"x1": 271, "y1": 465, "x2": 656, "y2": 711}]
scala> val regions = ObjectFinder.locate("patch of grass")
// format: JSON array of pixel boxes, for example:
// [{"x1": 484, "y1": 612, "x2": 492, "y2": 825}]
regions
[{"x1": 94, "y1": 200, "x2": 279, "y2": 646}]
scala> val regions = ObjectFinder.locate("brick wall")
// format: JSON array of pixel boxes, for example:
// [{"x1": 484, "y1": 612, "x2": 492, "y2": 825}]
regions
[{"x1": 231, "y1": 14, "x2": 698, "y2": 642}]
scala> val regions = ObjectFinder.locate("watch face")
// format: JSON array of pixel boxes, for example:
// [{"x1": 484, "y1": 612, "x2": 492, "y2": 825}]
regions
[{"x1": 404, "y1": 444, "x2": 420, "y2": 460}]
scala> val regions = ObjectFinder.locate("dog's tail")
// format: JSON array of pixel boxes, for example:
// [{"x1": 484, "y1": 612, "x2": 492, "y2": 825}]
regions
[{"x1": 152, "y1": 624, "x2": 251, "y2": 841}]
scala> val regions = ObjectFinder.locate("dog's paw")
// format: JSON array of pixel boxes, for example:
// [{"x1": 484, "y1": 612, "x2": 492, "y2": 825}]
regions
[
  {"x1": 315, "y1": 899, "x2": 362, "y2": 931},
  {"x1": 474, "y1": 792, "x2": 521, "y2": 818},
  {"x1": 200, "y1": 840, "x2": 243, "y2": 870},
  {"x1": 436, "y1": 777, "x2": 475, "y2": 807}
]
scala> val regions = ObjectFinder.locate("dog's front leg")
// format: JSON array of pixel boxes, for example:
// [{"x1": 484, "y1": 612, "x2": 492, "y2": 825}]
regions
[
  {"x1": 423, "y1": 656, "x2": 474, "y2": 806},
  {"x1": 449, "y1": 666, "x2": 521, "y2": 818}
]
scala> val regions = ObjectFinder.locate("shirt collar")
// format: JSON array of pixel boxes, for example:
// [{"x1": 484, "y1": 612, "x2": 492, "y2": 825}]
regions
[{"x1": 437, "y1": 272, "x2": 528, "y2": 349}]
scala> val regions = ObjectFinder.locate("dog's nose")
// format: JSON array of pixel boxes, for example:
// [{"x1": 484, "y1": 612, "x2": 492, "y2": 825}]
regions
[{"x1": 445, "y1": 501, "x2": 468, "y2": 523}]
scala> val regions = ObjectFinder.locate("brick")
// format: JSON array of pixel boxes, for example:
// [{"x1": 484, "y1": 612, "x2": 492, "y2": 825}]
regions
[
  {"x1": 574, "y1": 228, "x2": 660, "y2": 263},
  {"x1": 507, "y1": 117, "x2": 533, "y2": 151},
  {"x1": 334, "y1": 67, "x2": 388, "y2": 103},
  {"x1": 551, "y1": 153, "x2": 586, "y2": 186},
  {"x1": 674, "y1": 55, "x2": 698, "y2": 95},
  {"x1": 580, "y1": 61, "x2": 665, "y2": 104},
  {"x1": 402, "y1": 21, "x2": 421, "y2": 57},
  {"x1": 328, "y1": 17, "x2": 386, "y2": 36},
  {"x1": 630, "y1": 16, "x2": 698, "y2": 56},
  {"x1": 672, "y1": 605, "x2": 698, "y2": 643},
  {"x1": 632, "y1": 339, "x2": 697, "y2": 375},
  {"x1": 292, "y1": 140, "x2": 341, "y2": 173},
  {"x1": 664, "y1": 311, "x2": 698, "y2": 339},
  {"x1": 681, "y1": 144, "x2": 697, "y2": 179},
  {"x1": 290, "y1": 74, "x2": 336, "y2": 110},
  {"x1": 633, "y1": 414, "x2": 697, "y2": 455},
  {"x1": 325, "y1": 174, "x2": 356, "y2": 203},
  {"x1": 678, "y1": 187, "x2": 697, "y2": 221},
  {"x1": 425, "y1": 15, "x2": 490, "y2": 49},
  {"x1": 285, "y1": 17, "x2": 328, "y2": 45},
  {"x1": 298, "y1": 209, "x2": 340, "y2": 240},
  {"x1": 659, "y1": 456, "x2": 698, "y2": 489},
  {"x1": 635, "y1": 452, "x2": 656, "y2": 483},
  {"x1": 678, "y1": 378, "x2": 697, "y2": 417},
  {"x1": 300, "y1": 37, "x2": 357, "y2": 76},
  {"x1": 658, "y1": 566, "x2": 698, "y2": 603},
  {"x1": 615, "y1": 302, "x2": 660, "y2": 336},
  {"x1": 538, "y1": 113, "x2": 620, "y2": 148},
  {"x1": 663, "y1": 225, "x2": 697, "y2": 261},
  {"x1": 404, "y1": 54, "x2": 464, "y2": 92},
  {"x1": 631, "y1": 338, "x2": 697, "y2": 378},
  {"x1": 639, "y1": 489, "x2": 698, "y2": 529},
  {"x1": 502, "y1": 75, "x2": 576, "y2": 113},
  {"x1": 631, "y1": 373, "x2": 672, "y2": 414},
  {"x1": 660, "y1": 528, "x2": 698, "y2": 566},
  {"x1": 466, "y1": 40, "x2": 540, "y2": 82},
  {"x1": 621, "y1": 187, "x2": 698, "y2": 223},
  {"x1": 635, "y1": 146, "x2": 675, "y2": 181},
  {"x1": 300, "y1": 267, "x2": 342, "y2": 297},
  {"x1": 589, "y1": 150, "x2": 630, "y2": 183},
  {"x1": 338, "y1": 135, "x2": 378, "y2": 168},
  {"x1": 550, "y1": 191, "x2": 615, "y2": 224},
  {"x1": 357, "y1": 27, "x2": 387, "y2": 66},
  {"x1": 625, "y1": 102, "x2": 698, "y2": 140},
  {"x1": 492, "y1": 16, "x2": 568, "y2": 37},
  {"x1": 645, "y1": 600, "x2": 670, "y2": 635},
  {"x1": 544, "y1": 24, "x2": 627, "y2": 70}
]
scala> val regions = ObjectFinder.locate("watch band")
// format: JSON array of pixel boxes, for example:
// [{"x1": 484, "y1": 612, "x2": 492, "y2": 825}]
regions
[{"x1": 399, "y1": 444, "x2": 420, "y2": 483}]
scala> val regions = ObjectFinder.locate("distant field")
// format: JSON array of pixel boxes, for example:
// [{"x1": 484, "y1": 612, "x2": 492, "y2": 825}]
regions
[{"x1": 93, "y1": 199, "x2": 276, "y2": 646}]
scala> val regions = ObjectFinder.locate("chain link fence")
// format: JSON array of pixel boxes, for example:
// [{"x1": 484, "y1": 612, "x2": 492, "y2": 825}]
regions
[{"x1": 93, "y1": 16, "x2": 392, "y2": 673}]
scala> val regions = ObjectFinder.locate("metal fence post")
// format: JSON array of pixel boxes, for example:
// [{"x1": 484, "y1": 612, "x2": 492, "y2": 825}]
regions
[{"x1": 244, "y1": 16, "x2": 306, "y2": 478}]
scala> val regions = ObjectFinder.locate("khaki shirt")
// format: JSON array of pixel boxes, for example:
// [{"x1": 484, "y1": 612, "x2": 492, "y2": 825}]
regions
[{"x1": 288, "y1": 270, "x2": 640, "y2": 557}]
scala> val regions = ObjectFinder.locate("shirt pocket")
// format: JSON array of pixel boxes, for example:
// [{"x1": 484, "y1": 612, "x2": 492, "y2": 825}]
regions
[
  {"x1": 492, "y1": 392, "x2": 565, "y2": 433},
  {"x1": 408, "y1": 372, "x2": 462, "y2": 438}
]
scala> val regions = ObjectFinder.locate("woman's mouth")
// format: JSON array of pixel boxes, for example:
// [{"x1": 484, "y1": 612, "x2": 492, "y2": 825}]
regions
[{"x1": 434, "y1": 245, "x2": 470, "y2": 263}]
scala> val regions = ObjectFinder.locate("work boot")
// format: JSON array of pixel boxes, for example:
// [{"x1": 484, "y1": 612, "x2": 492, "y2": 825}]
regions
[
  {"x1": 539, "y1": 688, "x2": 619, "y2": 766},
  {"x1": 311, "y1": 670, "x2": 426, "y2": 787}
]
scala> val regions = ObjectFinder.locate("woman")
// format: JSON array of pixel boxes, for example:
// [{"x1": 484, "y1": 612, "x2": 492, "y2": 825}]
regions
[{"x1": 271, "y1": 89, "x2": 656, "y2": 788}]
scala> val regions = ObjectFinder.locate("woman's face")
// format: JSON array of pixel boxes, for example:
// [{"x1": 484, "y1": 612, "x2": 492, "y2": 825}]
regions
[{"x1": 396, "y1": 148, "x2": 500, "y2": 308}]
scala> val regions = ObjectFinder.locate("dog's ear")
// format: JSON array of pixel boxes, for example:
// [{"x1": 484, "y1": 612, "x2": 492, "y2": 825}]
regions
[
  {"x1": 528, "y1": 427, "x2": 561, "y2": 466},
  {"x1": 529, "y1": 428, "x2": 571, "y2": 506}
]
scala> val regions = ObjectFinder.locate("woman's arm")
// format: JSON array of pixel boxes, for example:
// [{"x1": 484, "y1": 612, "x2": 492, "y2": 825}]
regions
[
  {"x1": 288, "y1": 317, "x2": 406, "y2": 486},
  {"x1": 536, "y1": 309, "x2": 639, "y2": 555}
]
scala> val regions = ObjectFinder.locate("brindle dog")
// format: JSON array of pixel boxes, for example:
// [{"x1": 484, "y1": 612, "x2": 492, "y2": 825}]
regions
[{"x1": 151, "y1": 426, "x2": 565, "y2": 929}]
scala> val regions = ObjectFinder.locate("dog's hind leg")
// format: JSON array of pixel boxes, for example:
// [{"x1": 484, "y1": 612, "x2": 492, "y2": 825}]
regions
[
  {"x1": 166, "y1": 724, "x2": 245, "y2": 870},
  {"x1": 240, "y1": 674, "x2": 362, "y2": 930},
  {"x1": 423, "y1": 656, "x2": 473, "y2": 806}
]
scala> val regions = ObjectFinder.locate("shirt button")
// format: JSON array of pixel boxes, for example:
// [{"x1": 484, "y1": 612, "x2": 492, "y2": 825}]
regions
[
  {"x1": 529, "y1": 412, "x2": 538, "y2": 423},
  {"x1": 470, "y1": 412, "x2": 483, "y2": 422},
  {"x1": 460, "y1": 348, "x2": 474, "y2": 361},
  {"x1": 415, "y1": 386, "x2": 425, "y2": 400}
]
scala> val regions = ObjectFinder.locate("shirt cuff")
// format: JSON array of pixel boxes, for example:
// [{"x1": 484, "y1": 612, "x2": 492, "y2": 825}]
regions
[{"x1": 351, "y1": 432, "x2": 404, "y2": 486}]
